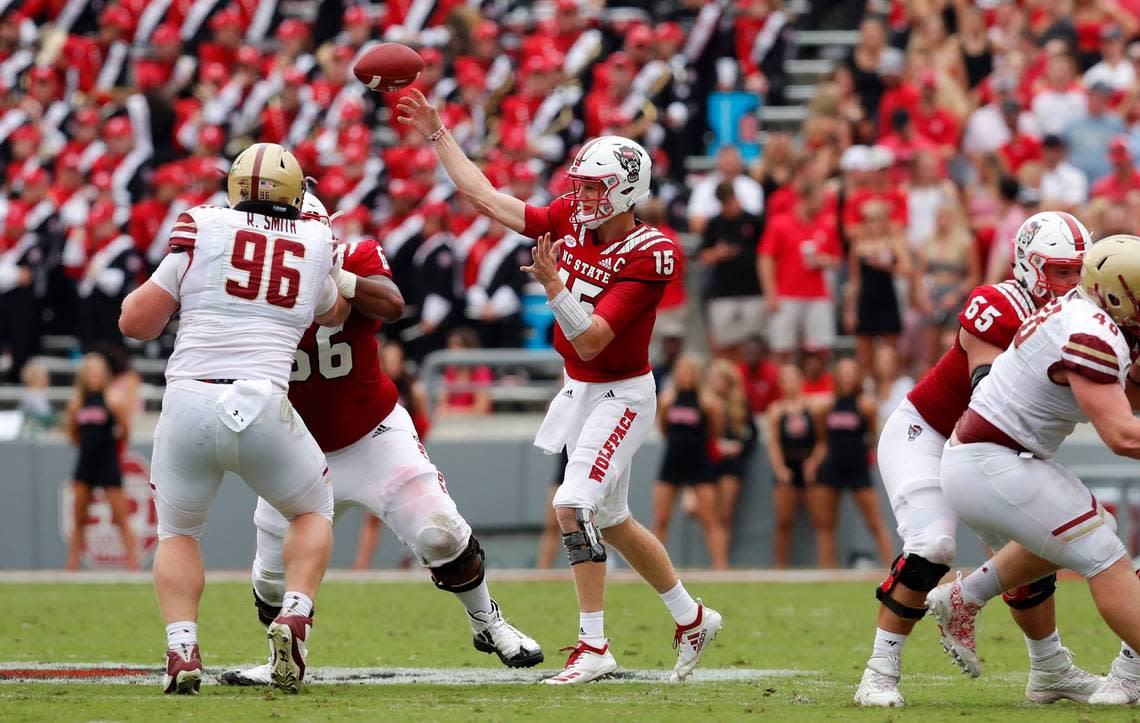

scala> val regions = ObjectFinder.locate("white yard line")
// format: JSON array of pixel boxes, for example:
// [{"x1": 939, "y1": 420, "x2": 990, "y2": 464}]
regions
[
  {"x1": 0, "y1": 569, "x2": 883, "y2": 584},
  {"x1": 0, "y1": 662, "x2": 812, "y2": 686}
]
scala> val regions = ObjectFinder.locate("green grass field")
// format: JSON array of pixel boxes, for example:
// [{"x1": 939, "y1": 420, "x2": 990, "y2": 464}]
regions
[{"x1": 0, "y1": 577, "x2": 1135, "y2": 721}]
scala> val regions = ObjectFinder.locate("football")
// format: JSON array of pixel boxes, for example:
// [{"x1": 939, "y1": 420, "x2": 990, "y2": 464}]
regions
[{"x1": 353, "y1": 43, "x2": 425, "y2": 92}]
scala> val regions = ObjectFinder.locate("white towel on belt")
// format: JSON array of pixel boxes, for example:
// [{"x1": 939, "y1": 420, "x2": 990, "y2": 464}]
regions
[
  {"x1": 215, "y1": 380, "x2": 274, "y2": 432},
  {"x1": 534, "y1": 376, "x2": 587, "y2": 454}
]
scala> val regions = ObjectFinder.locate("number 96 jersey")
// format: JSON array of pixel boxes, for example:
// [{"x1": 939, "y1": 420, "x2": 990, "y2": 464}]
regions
[
  {"x1": 288, "y1": 239, "x2": 400, "y2": 452},
  {"x1": 970, "y1": 290, "x2": 1135, "y2": 459}
]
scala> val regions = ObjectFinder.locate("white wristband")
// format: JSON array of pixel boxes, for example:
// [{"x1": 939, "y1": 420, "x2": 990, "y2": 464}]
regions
[
  {"x1": 332, "y1": 268, "x2": 358, "y2": 299},
  {"x1": 548, "y1": 289, "x2": 592, "y2": 340}
]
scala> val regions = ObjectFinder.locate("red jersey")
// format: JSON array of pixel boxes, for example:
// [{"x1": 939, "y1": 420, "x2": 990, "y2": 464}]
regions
[
  {"x1": 288, "y1": 239, "x2": 400, "y2": 452},
  {"x1": 907, "y1": 280, "x2": 1036, "y2": 437},
  {"x1": 1091, "y1": 171, "x2": 1140, "y2": 203},
  {"x1": 523, "y1": 197, "x2": 681, "y2": 383},
  {"x1": 757, "y1": 210, "x2": 840, "y2": 299}
]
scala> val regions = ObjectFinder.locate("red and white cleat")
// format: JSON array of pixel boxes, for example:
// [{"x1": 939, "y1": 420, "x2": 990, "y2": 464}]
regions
[
  {"x1": 926, "y1": 573, "x2": 982, "y2": 677},
  {"x1": 162, "y1": 644, "x2": 203, "y2": 695},
  {"x1": 267, "y1": 614, "x2": 312, "y2": 693},
  {"x1": 670, "y1": 600, "x2": 723, "y2": 683},
  {"x1": 542, "y1": 640, "x2": 618, "y2": 685}
]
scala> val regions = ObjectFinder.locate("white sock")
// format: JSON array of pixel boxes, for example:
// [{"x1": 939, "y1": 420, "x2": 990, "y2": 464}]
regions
[
  {"x1": 1122, "y1": 641, "x2": 1140, "y2": 664},
  {"x1": 281, "y1": 591, "x2": 313, "y2": 618},
  {"x1": 872, "y1": 627, "x2": 907, "y2": 658},
  {"x1": 579, "y1": 610, "x2": 605, "y2": 647},
  {"x1": 1025, "y1": 629, "x2": 1062, "y2": 663},
  {"x1": 455, "y1": 580, "x2": 495, "y2": 618},
  {"x1": 961, "y1": 562, "x2": 1003, "y2": 605},
  {"x1": 660, "y1": 581, "x2": 699, "y2": 626},
  {"x1": 166, "y1": 621, "x2": 197, "y2": 649}
]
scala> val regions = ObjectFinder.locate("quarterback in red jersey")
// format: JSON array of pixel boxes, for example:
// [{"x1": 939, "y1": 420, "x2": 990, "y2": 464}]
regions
[
  {"x1": 219, "y1": 193, "x2": 541, "y2": 686},
  {"x1": 855, "y1": 212, "x2": 1100, "y2": 707},
  {"x1": 398, "y1": 89, "x2": 721, "y2": 685}
]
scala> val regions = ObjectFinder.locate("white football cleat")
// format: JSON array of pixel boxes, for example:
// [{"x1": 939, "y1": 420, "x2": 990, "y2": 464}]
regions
[
  {"x1": 162, "y1": 644, "x2": 203, "y2": 695},
  {"x1": 926, "y1": 574, "x2": 982, "y2": 677},
  {"x1": 854, "y1": 655, "x2": 904, "y2": 707},
  {"x1": 542, "y1": 640, "x2": 618, "y2": 685},
  {"x1": 470, "y1": 599, "x2": 544, "y2": 668},
  {"x1": 267, "y1": 613, "x2": 312, "y2": 693},
  {"x1": 1025, "y1": 647, "x2": 1103, "y2": 704},
  {"x1": 217, "y1": 660, "x2": 272, "y2": 687},
  {"x1": 670, "y1": 600, "x2": 723, "y2": 683},
  {"x1": 1089, "y1": 656, "x2": 1140, "y2": 705}
]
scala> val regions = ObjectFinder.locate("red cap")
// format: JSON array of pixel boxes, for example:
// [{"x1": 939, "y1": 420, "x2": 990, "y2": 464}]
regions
[
  {"x1": 656, "y1": 22, "x2": 684, "y2": 45},
  {"x1": 343, "y1": 142, "x2": 368, "y2": 164},
  {"x1": 209, "y1": 7, "x2": 243, "y2": 31},
  {"x1": 154, "y1": 164, "x2": 185, "y2": 187},
  {"x1": 502, "y1": 126, "x2": 529, "y2": 151},
  {"x1": 236, "y1": 45, "x2": 262, "y2": 66},
  {"x1": 420, "y1": 47, "x2": 443, "y2": 67},
  {"x1": 322, "y1": 172, "x2": 351, "y2": 197},
  {"x1": 343, "y1": 6, "x2": 369, "y2": 26},
  {"x1": 625, "y1": 24, "x2": 653, "y2": 48},
  {"x1": 11, "y1": 125, "x2": 41, "y2": 144},
  {"x1": 276, "y1": 19, "x2": 310, "y2": 40},
  {"x1": 556, "y1": 0, "x2": 578, "y2": 13},
  {"x1": 200, "y1": 62, "x2": 229, "y2": 85},
  {"x1": 412, "y1": 147, "x2": 437, "y2": 171},
  {"x1": 56, "y1": 151, "x2": 84, "y2": 173},
  {"x1": 22, "y1": 167, "x2": 49, "y2": 188},
  {"x1": 134, "y1": 61, "x2": 165, "y2": 89},
  {"x1": 89, "y1": 201, "x2": 116, "y2": 227},
  {"x1": 74, "y1": 107, "x2": 100, "y2": 127},
  {"x1": 199, "y1": 125, "x2": 224, "y2": 148},
  {"x1": 29, "y1": 66, "x2": 58, "y2": 84},
  {"x1": 104, "y1": 116, "x2": 132, "y2": 139},
  {"x1": 340, "y1": 100, "x2": 365, "y2": 123},
  {"x1": 511, "y1": 162, "x2": 537, "y2": 182},
  {"x1": 153, "y1": 23, "x2": 180, "y2": 45},
  {"x1": 1109, "y1": 135, "x2": 1132, "y2": 162},
  {"x1": 456, "y1": 60, "x2": 486, "y2": 88},
  {"x1": 283, "y1": 67, "x2": 307, "y2": 86},
  {"x1": 100, "y1": 5, "x2": 133, "y2": 32},
  {"x1": 341, "y1": 124, "x2": 371, "y2": 146},
  {"x1": 474, "y1": 20, "x2": 499, "y2": 41},
  {"x1": 389, "y1": 178, "x2": 415, "y2": 199}
]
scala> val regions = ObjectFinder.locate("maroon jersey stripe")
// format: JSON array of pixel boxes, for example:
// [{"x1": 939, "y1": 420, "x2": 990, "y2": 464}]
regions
[
  {"x1": 1051, "y1": 496, "x2": 1098, "y2": 536},
  {"x1": 1060, "y1": 358, "x2": 1118, "y2": 384}
]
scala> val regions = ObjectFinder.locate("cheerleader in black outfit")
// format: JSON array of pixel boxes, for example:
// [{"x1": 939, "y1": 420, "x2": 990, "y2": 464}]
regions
[{"x1": 66, "y1": 353, "x2": 138, "y2": 570}]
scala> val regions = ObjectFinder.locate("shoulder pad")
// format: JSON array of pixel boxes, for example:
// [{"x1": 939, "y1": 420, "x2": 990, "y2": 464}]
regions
[
  {"x1": 342, "y1": 238, "x2": 391, "y2": 277},
  {"x1": 169, "y1": 211, "x2": 197, "y2": 251}
]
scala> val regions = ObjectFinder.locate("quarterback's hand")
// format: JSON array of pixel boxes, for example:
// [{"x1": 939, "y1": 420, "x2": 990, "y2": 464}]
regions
[
  {"x1": 395, "y1": 88, "x2": 445, "y2": 139},
  {"x1": 521, "y1": 233, "x2": 564, "y2": 290}
]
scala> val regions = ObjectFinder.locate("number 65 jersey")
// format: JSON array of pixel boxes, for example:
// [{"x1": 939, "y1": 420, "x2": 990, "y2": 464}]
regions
[
  {"x1": 288, "y1": 239, "x2": 400, "y2": 452},
  {"x1": 907, "y1": 280, "x2": 1037, "y2": 438},
  {"x1": 969, "y1": 289, "x2": 1135, "y2": 459},
  {"x1": 160, "y1": 205, "x2": 336, "y2": 389}
]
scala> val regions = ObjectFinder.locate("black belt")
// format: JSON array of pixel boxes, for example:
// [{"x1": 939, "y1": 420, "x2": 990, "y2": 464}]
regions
[{"x1": 197, "y1": 378, "x2": 237, "y2": 384}]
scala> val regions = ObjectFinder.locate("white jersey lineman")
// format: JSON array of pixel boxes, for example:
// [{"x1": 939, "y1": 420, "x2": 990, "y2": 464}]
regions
[
  {"x1": 147, "y1": 204, "x2": 339, "y2": 540},
  {"x1": 941, "y1": 289, "x2": 1134, "y2": 577}
]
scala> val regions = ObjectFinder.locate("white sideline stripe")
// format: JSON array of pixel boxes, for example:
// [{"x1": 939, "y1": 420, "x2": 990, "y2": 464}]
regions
[
  {"x1": 0, "y1": 569, "x2": 884, "y2": 584},
  {"x1": 0, "y1": 663, "x2": 810, "y2": 686}
]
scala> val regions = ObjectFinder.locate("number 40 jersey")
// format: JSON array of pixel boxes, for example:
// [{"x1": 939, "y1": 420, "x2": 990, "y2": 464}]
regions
[
  {"x1": 970, "y1": 289, "x2": 1135, "y2": 459},
  {"x1": 907, "y1": 280, "x2": 1038, "y2": 438},
  {"x1": 160, "y1": 205, "x2": 336, "y2": 390},
  {"x1": 288, "y1": 238, "x2": 400, "y2": 453}
]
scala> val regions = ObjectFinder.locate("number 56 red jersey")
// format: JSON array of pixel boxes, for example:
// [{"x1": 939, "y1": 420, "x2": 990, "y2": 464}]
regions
[
  {"x1": 288, "y1": 239, "x2": 400, "y2": 452},
  {"x1": 907, "y1": 280, "x2": 1036, "y2": 437}
]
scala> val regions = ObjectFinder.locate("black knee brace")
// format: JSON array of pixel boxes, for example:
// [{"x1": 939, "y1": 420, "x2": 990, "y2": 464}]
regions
[
  {"x1": 875, "y1": 553, "x2": 951, "y2": 620},
  {"x1": 430, "y1": 535, "x2": 486, "y2": 593},
  {"x1": 253, "y1": 589, "x2": 282, "y2": 627},
  {"x1": 1002, "y1": 573, "x2": 1057, "y2": 610},
  {"x1": 562, "y1": 508, "x2": 606, "y2": 565}
]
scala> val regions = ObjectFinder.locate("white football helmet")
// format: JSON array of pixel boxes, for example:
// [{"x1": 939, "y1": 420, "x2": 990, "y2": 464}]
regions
[
  {"x1": 565, "y1": 135, "x2": 651, "y2": 229},
  {"x1": 300, "y1": 191, "x2": 330, "y2": 226},
  {"x1": 1012, "y1": 211, "x2": 1091, "y2": 299}
]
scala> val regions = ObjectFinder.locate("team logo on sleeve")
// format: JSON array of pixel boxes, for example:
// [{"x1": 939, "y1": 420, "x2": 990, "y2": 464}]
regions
[
  {"x1": 614, "y1": 146, "x2": 641, "y2": 183},
  {"x1": 907, "y1": 424, "x2": 922, "y2": 441}
]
